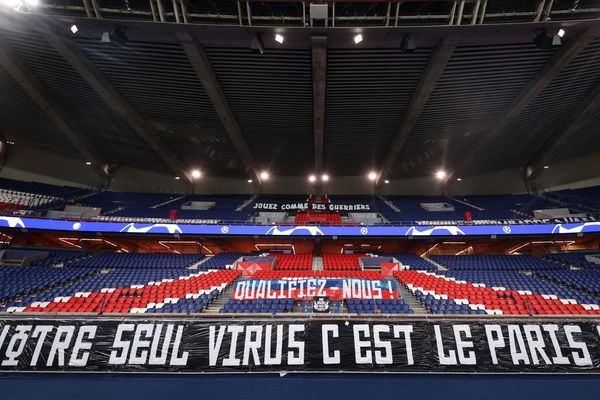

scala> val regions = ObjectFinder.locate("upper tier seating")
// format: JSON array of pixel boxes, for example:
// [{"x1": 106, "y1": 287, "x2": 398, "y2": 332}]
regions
[
  {"x1": 0, "y1": 177, "x2": 86, "y2": 199},
  {"x1": 432, "y1": 254, "x2": 564, "y2": 271},
  {"x1": 90, "y1": 193, "x2": 252, "y2": 223},
  {"x1": 77, "y1": 191, "x2": 178, "y2": 211},
  {"x1": 544, "y1": 186, "x2": 600, "y2": 214},
  {"x1": 270, "y1": 253, "x2": 313, "y2": 270},
  {"x1": 322, "y1": 253, "x2": 363, "y2": 270},
  {"x1": 458, "y1": 194, "x2": 556, "y2": 218}
]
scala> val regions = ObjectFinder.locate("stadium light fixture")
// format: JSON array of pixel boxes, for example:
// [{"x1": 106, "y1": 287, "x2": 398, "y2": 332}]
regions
[
  {"x1": 544, "y1": 165, "x2": 549, "y2": 169},
  {"x1": 353, "y1": 34, "x2": 363, "y2": 45},
  {"x1": 535, "y1": 31, "x2": 561, "y2": 49},
  {"x1": 368, "y1": 171, "x2": 377, "y2": 181},
  {"x1": 308, "y1": 175, "x2": 317, "y2": 183},
  {"x1": 384, "y1": 180, "x2": 390, "y2": 184},
  {"x1": 247, "y1": 179, "x2": 253, "y2": 183},
  {"x1": 85, "y1": 161, "x2": 92, "y2": 165},
  {"x1": 456, "y1": 178, "x2": 462, "y2": 182},
  {"x1": 435, "y1": 170, "x2": 446, "y2": 180},
  {"x1": 260, "y1": 171, "x2": 270, "y2": 180},
  {"x1": 557, "y1": 29, "x2": 566, "y2": 38},
  {"x1": 70, "y1": 25, "x2": 78, "y2": 34},
  {"x1": 174, "y1": 176, "x2": 180, "y2": 180},
  {"x1": 321, "y1": 174, "x2": 329, "y2": 182},
  {"x1": 275, "y1": 34, "x2": 284, "y2": 44},
  {"x1": 191, "y1": 169, "x2": 202, "y2": 179},
  {"x1": 6, "y1": 140, "x2": 14, "y2": 145}
]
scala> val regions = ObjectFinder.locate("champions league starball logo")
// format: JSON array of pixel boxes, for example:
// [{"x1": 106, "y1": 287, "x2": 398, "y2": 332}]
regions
[
  {"x1": 119, "y1": 223, "x2": 183, "y2": 234},
  {"x1": 0, "y1": 216, "x2": 25, "y2": 229},
  {"x1": 551, "y1": 222, "x2": 600, "y2": 234},
  {"x1": 405, "y1": 226, "x2": 465, "y2": 236},
  {"x1": 265, "y1": 226, "x2": 324, "y2": 236}
]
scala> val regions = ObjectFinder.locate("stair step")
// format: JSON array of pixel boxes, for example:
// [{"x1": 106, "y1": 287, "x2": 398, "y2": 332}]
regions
[
  {"x1": 422, "y1": 256, "x2": 447, "y2": 271},
  {"x1": 237, "y1": 195, "x2": 258, "y2": 212},
  {"x1": 312, "y1": 256, "x2": 323, "y2": 271},
  {"x1": 204, "y1": 276, "x2": 245, "y2": 313},
  {"x1": 395, "y1": 280, "x2": 429, "y2": 314},
  {"x1": 151, "y1": 195, "x2": 186, "y2": 209}
]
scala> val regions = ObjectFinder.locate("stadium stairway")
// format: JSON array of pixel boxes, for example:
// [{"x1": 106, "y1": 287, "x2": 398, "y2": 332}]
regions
[
  {"x1": 312, "y1": 256, "x2": 323, "y2": 271},
  {"x1": 150, "y1": 195, "x2": 186, "y2": 209},
  {"x1": 187, "y1": 257, "x2": 211, "y2": 270},
  {"x1": 395, "y1": 281, "x2": 429, "y2": 314},
  {"x1": 236, "y1": 194, "x2": 258, "y2": 211},
  {"x1": 448, "y1": 196, "x2": 484, "y2": 211},
  {"x1": 205, "y1": 276, "x2": 244, "y2": 313},
  {"x1": 377, "y1": 194, "x2": 400, "y2": 213},
  {"x1": 422, "y1": 256, "x2": 447, "y2": 271}
]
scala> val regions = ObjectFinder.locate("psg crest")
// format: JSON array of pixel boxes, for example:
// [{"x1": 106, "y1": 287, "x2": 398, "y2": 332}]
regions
[{"x1": 313, "y1": 296, "x2": 330, "y2": 313}]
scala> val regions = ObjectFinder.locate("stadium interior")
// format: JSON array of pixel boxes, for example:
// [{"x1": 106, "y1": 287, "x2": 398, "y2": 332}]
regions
[{"x1": 0, "y1": 0, "x2": 599, "y2": 398}]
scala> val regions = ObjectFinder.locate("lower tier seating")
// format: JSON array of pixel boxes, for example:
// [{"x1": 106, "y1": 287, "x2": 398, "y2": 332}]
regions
[
  {"x1": 395, "y1": 270, "x2": 600, "y2": 315},
  {"x1": 347, "y1": 299, "x2": 413, "y2": 314},
  {"x1": 389, "y1": 254, "x2": 438, "y2": 271},
  {"x1": 323, "y1": 253, "x2": 363, "y2": 270},
  {"x1": 221, "y1": 299, "x2": 295, "y2": 313},
  {"x1": 252, "y1": 270, "x2": 382, "y2": 280},
  {"x1": 270, "y1": 253, "x2": 313, "y2": 270},
  {"x1": 2, "y1": 268, "x2": 240, "y2": 314}
]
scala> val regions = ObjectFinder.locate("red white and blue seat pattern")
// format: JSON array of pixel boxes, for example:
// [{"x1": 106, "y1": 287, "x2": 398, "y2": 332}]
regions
[
  {"x1": 395, "y1": 269, "x2": 600, "y2": 315},
  {"x1": 1, "y1": 252, "x2": 240, "y2": 314}
]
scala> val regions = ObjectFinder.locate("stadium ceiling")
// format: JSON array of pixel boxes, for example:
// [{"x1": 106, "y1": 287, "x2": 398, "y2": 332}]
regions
[{"x1": 0, "y1": 2, "x2": 598, "y2": 186}]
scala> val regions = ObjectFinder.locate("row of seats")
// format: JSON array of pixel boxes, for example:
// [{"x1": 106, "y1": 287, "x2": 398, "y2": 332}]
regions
[
  {"x1": 294, "y1": 211, "x2": 342, "y2": 224},
  {"x1": 414, "y1": 292, "x2": 488, "y2": 315},
  {"x1": 534, "y1": 270, "x2": 600, "y2": 296},
  {"x1": 390, "y1": 254, "x2": 438, "y2": 271},
  {"x1": 270, "y1": 253, "x2": 313, "y2": 270},
  {"x1": 544, "y1": 252, "x2": 600, "y2": 269},
  {"x1": 346, "y1": 299, "x2": 413, "y2": 314},
  {"x1": 322, "y1": 253, "x2": 364, "y2": 270},
  {"x1": 252, "y1": 270, "x2": 383, "y2": 280},
  {"x1": 220, "y1": 299, "x2": 295, "y2": 313}
]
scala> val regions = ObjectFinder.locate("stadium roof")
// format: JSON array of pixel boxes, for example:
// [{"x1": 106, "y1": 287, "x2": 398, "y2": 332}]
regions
[{"x1": 0, "y1": 2, "x2": 598, "y2": 186}]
